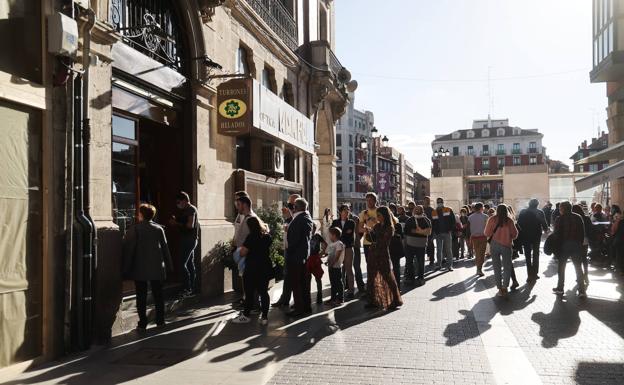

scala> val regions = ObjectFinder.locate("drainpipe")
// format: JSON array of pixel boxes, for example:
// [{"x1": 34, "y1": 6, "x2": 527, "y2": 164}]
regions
[{"x1": 72, "y1": 8, "x2": 96, "y2": 350}]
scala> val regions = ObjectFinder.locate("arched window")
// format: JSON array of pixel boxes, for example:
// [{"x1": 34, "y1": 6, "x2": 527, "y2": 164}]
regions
[
  {"x1": 482, "y1": 129, "x2": 490, "y2": 137},
  {"x1": 497, "y1": 128, "x2": 505, "y2": 137},
  {"x1": 467, "y1": 130, "x2": 475, "y2": 139}
]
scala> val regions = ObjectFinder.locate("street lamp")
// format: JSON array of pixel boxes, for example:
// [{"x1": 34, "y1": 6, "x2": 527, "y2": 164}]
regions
[
  {"x1": 434, "y1": 146, "x2": 450, "y2": 158},
  {"x1": 371, "y1": 126, "x2": 378, "y2": 138},
  {"x1": 381, "y1": 135, "x2": 389, "y2": 147},
  {"x1": 360, "y1": 136, "x2": 368, "y2": 149}
]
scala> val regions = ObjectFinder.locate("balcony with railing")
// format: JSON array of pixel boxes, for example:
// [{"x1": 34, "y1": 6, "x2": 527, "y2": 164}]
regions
[
  {"x1": 297, "y1": 40, "x2": 345, "y2": 84},
  {"x1": 528, "y1": 148, "x2": 538, "y2": 154},
  {"x1": 245, "y1": 0, "x2": 298, "y2": 51},
  {"x1": 496, "y1": 150, "x2": 506, "y2": 156},
  {"x1": 511, "y1": 149, "x2": 522, "y2": 155},
  {"x1": 480, "y1": 150, "x2": 490, "y2": 156}
]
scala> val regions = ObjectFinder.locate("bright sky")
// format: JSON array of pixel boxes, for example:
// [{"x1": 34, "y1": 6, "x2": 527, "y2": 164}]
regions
[{"x1": 335, "y1": 0, "x2": 608, "y2": 177}]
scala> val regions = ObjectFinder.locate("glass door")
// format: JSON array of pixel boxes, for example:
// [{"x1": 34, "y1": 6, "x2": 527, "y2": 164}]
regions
[{"x1": 112, "y1": 114, "x2": 139, "y2": 235}]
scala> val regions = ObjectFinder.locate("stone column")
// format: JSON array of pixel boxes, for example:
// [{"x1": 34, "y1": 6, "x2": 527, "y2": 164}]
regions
[
  {"x1": 606, "y1": 97, "x2": 624, "y2": 208},
  {"x1": 318, "y1": 153, "x2": 337, "y2": 218}
]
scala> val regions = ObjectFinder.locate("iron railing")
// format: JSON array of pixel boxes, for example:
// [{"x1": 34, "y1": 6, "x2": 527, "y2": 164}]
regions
[
  {"x1": 110, "y1": 0, "x2": 185, "y2": 72},
  {"x1": 245, "y1": 0, "x2": 298, "y2": 51}
]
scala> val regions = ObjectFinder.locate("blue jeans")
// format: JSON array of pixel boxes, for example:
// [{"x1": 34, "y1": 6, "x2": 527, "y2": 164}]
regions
[
  {"x1": 490, "y1": 240, "x2": 513, "y2": 289},
  {"x1": 181, "y1": 237, "x2": 198, "y2": 292},
  {"x1": 233, "y1": 247, "x2": 246, "y2": 276},
  {"x1": 435, "y1": 232, "x2": 453, "y2": 267}
]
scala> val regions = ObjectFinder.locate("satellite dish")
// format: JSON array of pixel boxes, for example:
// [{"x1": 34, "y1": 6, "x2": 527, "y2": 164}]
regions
[
  {"x1": 337, "y1": 67, "x2": 352, "y2": 83},
  {"x1": 346, "y1": 79, "x2": 358, "y2": 93}
]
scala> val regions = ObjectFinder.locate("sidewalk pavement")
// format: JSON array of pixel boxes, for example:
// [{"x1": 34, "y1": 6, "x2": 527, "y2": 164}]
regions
[{"x1": 3, "y1": 252, "x2": 624, "y2": 385}]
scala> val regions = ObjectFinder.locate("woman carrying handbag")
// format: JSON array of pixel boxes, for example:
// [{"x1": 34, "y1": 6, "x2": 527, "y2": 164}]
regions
[
  {"x1": 123, "y1": 204, "x2": 173, "y2": 331},
  {"x1": 484, "y1": 205, "x2": 519, "y2": 298}
]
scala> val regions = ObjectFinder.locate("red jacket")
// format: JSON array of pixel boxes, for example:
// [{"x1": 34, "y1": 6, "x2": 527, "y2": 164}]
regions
[{"x1": 306, "y1": 253, "x2": 324, "y2": 280}]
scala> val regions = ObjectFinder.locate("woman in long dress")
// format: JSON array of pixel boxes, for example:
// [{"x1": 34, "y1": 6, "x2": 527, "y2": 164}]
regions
[{"x1": 363, "y1": 206, "x2": 403, "y2": 310}]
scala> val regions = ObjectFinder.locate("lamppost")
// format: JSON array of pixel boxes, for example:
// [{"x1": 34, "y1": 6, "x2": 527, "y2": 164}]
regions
[
  {"x1": 360, "y1": 126, "x2": 388, "y2": 197},
  {"x1": 432, "y1": 146, "x2": 450, "y2": 177}
]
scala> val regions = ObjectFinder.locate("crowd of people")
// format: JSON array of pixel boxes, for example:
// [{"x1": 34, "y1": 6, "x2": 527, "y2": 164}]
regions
[{"x1": 120, "y1": 187, "x2": 624, "y2": 330}]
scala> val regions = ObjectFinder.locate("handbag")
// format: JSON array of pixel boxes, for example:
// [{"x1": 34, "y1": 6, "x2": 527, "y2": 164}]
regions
[{"x1": 543, "y1": 232, "x2": 560, "y2": 256}]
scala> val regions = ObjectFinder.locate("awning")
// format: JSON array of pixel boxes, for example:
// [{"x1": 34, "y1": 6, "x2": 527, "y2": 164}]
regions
[
  {"x1": 575, "y1": 159, "x2": 624, "y2": 192},
  {"x1": 574, "y1": 141, "x2": 624, "y2": 165}
]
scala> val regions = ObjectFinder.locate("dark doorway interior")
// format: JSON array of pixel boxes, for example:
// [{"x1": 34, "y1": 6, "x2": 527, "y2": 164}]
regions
[{"x1": 138, "y1": 118, "x2": 187, "y2": 286}]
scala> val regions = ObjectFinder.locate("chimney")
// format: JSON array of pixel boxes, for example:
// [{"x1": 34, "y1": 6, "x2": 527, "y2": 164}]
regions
[{"x1": 582, "y1": 140, "x2": 587, "y2": 149}]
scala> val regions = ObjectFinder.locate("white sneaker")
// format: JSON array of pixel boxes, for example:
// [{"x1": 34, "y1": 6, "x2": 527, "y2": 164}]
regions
[
  {"x1": 259, "y1": 318, "x2": 268, "y2": 326},
  {"x1": 231, "y1": 314, "x2": 251, "y2": 324}
]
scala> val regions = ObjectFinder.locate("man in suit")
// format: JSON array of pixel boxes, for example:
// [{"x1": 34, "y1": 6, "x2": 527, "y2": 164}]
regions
[
  {"x1": 286, "y1": 198, "x2": 314, "y2": 317},
  {"x1": 272, "y1": 194, "x2": 301, "y2": 307},
  {"x1": 332, "y1": 204, "x2": 356, "y2": 299}
]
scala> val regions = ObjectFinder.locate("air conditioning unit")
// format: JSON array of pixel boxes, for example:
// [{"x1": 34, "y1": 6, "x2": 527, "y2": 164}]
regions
[{"x1": 261, "y1": 145, "x2": 284, "y2": 178}]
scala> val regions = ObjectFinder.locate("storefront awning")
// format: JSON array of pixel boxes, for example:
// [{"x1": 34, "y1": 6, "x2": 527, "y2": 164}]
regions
[
  {"x1": 575, "y1": 159, "x2": 624, "y2": 192},
  {"x1": 574, "y1": 141, "x2": 624, "y2": 165}
]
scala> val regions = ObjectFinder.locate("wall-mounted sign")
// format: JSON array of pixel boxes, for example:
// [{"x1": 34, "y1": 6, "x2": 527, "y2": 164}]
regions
[
  {"x1": 216, "y1": 78, "x2": 253, "y2": 135},
  {"x1": 216, "y1": 78, "x2": 315, "y2": 154}
]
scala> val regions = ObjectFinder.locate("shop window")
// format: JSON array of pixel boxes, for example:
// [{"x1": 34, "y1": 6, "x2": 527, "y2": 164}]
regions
[
  {"x1": 513, "y1": 156, "x2": 521, "y2": 166},
  {"x1": 529, "y1": 156, "x2": 537, "y2": 165},
  {"x1": 112, "y1": 115, "x2": 139, "y2": 234},
  {"x1": 0, "y1": 1, "x2": 42, "y2": 83}
]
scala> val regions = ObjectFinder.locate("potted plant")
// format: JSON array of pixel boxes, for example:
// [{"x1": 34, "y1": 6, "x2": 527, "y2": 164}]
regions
[{"x1": 256, "y1": 205, "x2": 286, "y2": 282}]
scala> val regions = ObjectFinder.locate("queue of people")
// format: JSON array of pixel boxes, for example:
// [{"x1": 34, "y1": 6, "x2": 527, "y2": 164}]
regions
[{"x1": 120, "y1": 187, "x2": 624, "y2": 330}]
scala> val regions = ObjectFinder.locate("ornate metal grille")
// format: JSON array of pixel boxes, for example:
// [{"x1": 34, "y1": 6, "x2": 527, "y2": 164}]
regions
[
  {"x1": 245, "y1": 0, "x2": 298, "y2": 51},
  {"x1": 110, "y1": 0, "x2": 185, "y2": 73}
]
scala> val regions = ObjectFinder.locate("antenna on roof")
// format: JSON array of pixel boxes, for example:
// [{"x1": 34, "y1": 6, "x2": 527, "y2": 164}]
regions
[{"x1": 487, "y1": 66, "x2": 493, "y2": 126}]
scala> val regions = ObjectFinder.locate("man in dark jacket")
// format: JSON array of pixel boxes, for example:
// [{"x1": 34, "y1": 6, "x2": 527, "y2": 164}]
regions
[
  {"x1": 332, "y1": 204, "x2": 356, "y2": 298},
  {"x1": 286, "y1": 198, "x2": 314, "y2": 317},
  {"x1": 542, "y1": 202, "x2": 553, "y2": 228},
  {"x1": 432, "y1": 197, "x2": 457, "y2": 271},
  {"x1": 553, "y1": 201, "x2": 587, "y2": 298},
  {"x1": 423, "y1": 196, "x2": 435, "y2": 267},
  {"x1": 272, "y1": 194, "x2": 300, "y2": 307},
  {"x1": 404, "y1": 205, "x2": 432, "y2": 286},
  {"x1": 518, "y1": 198, "x2": 549, "y2": 282}
]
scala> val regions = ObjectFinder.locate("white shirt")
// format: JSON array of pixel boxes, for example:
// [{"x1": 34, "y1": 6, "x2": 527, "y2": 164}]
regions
[{"x1": 326, "y1": 240, "x2": 345, "y2": 268}]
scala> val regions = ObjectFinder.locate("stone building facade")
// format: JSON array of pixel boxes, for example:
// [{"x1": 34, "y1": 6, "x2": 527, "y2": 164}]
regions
[
  {"x1": 0, "y1": 0, "x2": 351, "y2": 371},
  {"x1": 335, "y1": 93, "x2": 374, "y2": 213}
]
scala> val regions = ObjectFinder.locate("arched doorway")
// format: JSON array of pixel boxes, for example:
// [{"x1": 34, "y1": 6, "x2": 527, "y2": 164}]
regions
[{"x1": 109, "y1": 0, "x2": 204, "y2": 293}]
